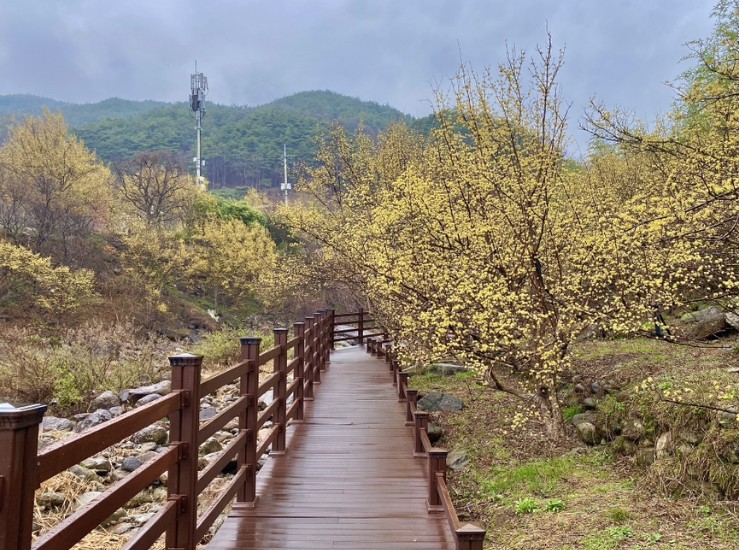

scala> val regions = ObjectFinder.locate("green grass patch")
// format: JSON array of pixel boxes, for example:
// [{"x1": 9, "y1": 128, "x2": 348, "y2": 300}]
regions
[
  {"x1": 481, "y1": 455, "x2": 576, "y2": 500},
  {"x1": 582, "y1": 526, "x2": 634, "y2": 550}
]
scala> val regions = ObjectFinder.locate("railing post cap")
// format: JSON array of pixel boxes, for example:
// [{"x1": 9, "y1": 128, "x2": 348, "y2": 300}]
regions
[
  {"x1": 429, "y1": 447, "x2": 448, "y2": 457},
  {"x1": 169, "y1": 353, "x2": 203, "y2": 367},
  {"x1": 273, "y1": 327, "x2": 289, "y2": 333},
  {"x1": 240, "y1": 337, "x2": 262, "y2": 345},
  {"x1": 0, "y1": 403, "x2": 47, "y2": 429},
  {"x1": 414, "y1": 410, "x2": 429, "y2": 418},
  {"x1": 456, "y1": 522, "x2": 486, "y2": 537},
  {"x1": 293, "y1": 321, "x2": 306, "y2": 327}
]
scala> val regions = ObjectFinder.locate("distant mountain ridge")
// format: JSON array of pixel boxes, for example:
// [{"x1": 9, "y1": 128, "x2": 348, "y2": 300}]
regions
[{"x1": 0, "y1": 91, "x2": 433, "y2": 188}]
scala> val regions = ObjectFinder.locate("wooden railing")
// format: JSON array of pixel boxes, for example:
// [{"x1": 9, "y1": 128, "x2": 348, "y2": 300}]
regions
[
  {"x1": 0, "y1": 309, "x2": 334, "y2": 550},
  {"x1": 365, "y1": 336, "x2": 487, "y2": 550},
  {"x1": 331, "y1": 307, "x2": 386, "y2": 345}
]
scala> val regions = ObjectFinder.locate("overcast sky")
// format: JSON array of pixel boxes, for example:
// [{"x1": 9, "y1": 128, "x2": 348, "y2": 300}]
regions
[{"x1": 0, "y1": 0, "x2": 716, "y2": 154}]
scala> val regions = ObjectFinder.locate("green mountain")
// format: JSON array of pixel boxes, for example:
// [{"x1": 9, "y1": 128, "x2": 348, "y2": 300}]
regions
[
  {"x1": 0, "y1": 91, "x2": 432, "y2": 189},
  {"x1": 0, "y1": 94, "x2": 168, "y2": 126}
]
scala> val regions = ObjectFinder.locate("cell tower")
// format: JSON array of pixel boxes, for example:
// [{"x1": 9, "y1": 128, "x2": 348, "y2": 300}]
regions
[
  {"x1": 190, "y1": 62, "x2": 208, "y2": 186},
  {"x1": 281, "y1": 144, "x2": 292, "y2": 206}
]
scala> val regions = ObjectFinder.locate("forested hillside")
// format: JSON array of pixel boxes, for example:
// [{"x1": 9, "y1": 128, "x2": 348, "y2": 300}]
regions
[{"x1": 0, "y1": 91, "x2": 425, "y2": 189}]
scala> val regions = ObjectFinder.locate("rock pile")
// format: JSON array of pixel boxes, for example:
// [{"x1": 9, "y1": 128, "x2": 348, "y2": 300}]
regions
[{"x1": 36, "y1": 377, "x2": 272, "y2": 538}]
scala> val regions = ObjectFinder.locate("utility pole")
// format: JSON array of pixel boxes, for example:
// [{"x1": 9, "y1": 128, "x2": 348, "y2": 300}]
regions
[
  {"x1": 280, "y1": 144, "x2": 292, "y2": 206},
  {"x1": 190, "y1": 62, "x2": 208, "y2": 188}
]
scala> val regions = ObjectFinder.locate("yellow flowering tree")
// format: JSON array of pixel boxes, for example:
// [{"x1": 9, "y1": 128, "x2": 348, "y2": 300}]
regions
[
  {"x1": 288, "y1": 39, "x2": 703, "y2": 439},
  {"x1": 0, "y1": 111, "x2": 111, "y2": 261}
]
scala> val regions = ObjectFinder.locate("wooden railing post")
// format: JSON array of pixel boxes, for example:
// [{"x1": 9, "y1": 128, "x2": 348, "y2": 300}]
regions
[
  {"x1": 405, "y1": 389, "x2": 418, "y2": 426},
  {"x1": 167, "y1": 353, "x2": 202, "y2": 550},
  {"x1": 391, "y1": 357, "x2": 399, "y2": 386},
  {"x1": 456, "y1": 523, "x2": 486, "y2": 550},
  {"x1": 322, "y1": 309, "x2": 331, "y2": 365},
  {"x1": 305, "y1": 315, "x2": 321, "y2": 386},
  {"x1": 273, "y1": 328, "x2": 289, "y2": 455},
  {"x1": 314, "y1": 311, "x2": 326, "y2": 372},
  {"x1": 398, "y1": 371, "x2": 409, "y2": 401},
  {"x1": 329, "y1": 309, "x2": 336, "y2": 350},
  {"x1": 414, "y1": 411, "x2": 428, "y2": 457},
  {"x1": 0, "y1": 404, "x2": 46, "y2": 550},
  {"x1": 358, "y1": 307, "x2": 364, "y2": 344},
  {"x1": 293, "y1": 322, "x2": 306, "y2": 422},
  {"x1": 304, "y1": 316, "x2": 317, "y2": 393},
  {"x1": 239, "y1": 337, "x2": 261, "y2": 505},
  {"x1": 427, "y1": 449, "x2": 447, "y2": 512}
]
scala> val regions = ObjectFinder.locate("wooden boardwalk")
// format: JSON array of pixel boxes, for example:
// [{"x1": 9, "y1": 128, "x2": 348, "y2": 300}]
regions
[{"x1": 207, "y1": 345, "x2": 456, "y2": 549}]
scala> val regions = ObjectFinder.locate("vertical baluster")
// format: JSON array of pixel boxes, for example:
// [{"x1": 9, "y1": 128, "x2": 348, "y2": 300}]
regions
[
  {"x1": 304, "y1": 316, "x2": 316, "y2": 394},
  {"x1": 405, "y1": 389, "x2": 418, "y2": 426},
  {"x1": 414, "y1": 411, "x2": 428, "y2": 457},
  {"x1": 293, "y1": 322, "x2": 306, "y2": 422},
  {"x1": 0, "y1": 404, "x2": 46, "y2": 550},
  {"x1": 427, "y1": 449, "x2": 447, "y2": 512},
  {"x1": 273, "y1": 328, "x2": 288, "y2": 454},
  {"x1": 239, "y1": 337, "x2": 261, "y2": 506},
  {"x1": 167, "y1": 353, "x2": 202, "y2": 550},
  {"x1": 357, "y1": 307, "x2": 364, "y2": 345}
]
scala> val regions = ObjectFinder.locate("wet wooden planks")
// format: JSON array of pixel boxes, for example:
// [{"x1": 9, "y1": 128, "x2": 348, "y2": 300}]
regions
[{"x1": 207, "y1": 346, "x2": 455, "y2": 549}]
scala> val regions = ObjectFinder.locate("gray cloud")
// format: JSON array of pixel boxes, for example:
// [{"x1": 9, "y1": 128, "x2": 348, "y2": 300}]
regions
[{"x1": 0, "y1": 0, "x2": 716, "y2": 150}]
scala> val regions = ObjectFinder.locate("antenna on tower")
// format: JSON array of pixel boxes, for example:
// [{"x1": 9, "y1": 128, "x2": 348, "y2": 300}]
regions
[
  {"x1": 280, "y1": 144, "x2": 292, "y2": 206},
  {"x1": 190, "y1": 61, "x2": 208, "y2": 188}
]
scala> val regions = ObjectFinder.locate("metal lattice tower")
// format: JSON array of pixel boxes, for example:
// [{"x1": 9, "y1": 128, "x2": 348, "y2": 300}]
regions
[{"x1": 190, "y1": 62, "x2": 208, "y2": 186}]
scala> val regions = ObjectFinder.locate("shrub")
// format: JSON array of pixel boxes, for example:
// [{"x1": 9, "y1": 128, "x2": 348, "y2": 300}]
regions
[
  {"x1": 0, "y1": 322, "x2": 168, "y2": 412},
  {"x1": 514, "y1": 497, "x2": 539, "y2": 515}
]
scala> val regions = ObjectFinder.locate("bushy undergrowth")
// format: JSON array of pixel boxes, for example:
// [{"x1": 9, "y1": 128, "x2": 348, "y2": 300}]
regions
[
  {"x1": 0, "y1": 321, "x2": 168, "y2": 412},
  {"x1": 193, "y1": 327, "x2": 275, "y2": 368}
]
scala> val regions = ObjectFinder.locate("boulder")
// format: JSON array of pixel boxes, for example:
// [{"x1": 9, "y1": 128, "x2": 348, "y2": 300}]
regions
[
  {"x1": 110, "y1": 469, "x2": 130, "y2": 482},
  {"x1": 90, "y1": 390, "x2": 120, "y2": 411},
  {"x1": 656, "y1": 432, "x2": 672, "y2": 459},
  {"x1": 37, "y1": 491, "x2": 67, "y2": 509},
  {"x1": 130, "y1": 425, "x2": 168, "y2": 445},
  {"x1": 109, "y1": 523, "x2": 135, "y2": 535},
  {"x1": 726, "y1": 311, "x2": 739, "y2": 331},
  {"x1": 80, "y1": 456, "x2": 111, "y2": 474},
  {"x1": 200, "y1": 437, "x2": 223, "y2": 455},
  {"x1": 135, "y1": 394, "x2": 162, "y2": 407},
  {"x1": 681, "y1": 306, "x2": 729, "y2": 340},
  {"x1": 582, "y1": 397, "x2": 597, "y2": 410},
  {"x1": 417, "y1": 392, "x2": 464, "y2": 412},
  {"x1": 199, "y1": 407, "x2": 217, "y2": 421},
  {"x1": 447, "y1": 450, "x2": 469, "y2": 472},
  {"x1": 121, "y1": 456, "x2": 143, "y2": 472},
  {"x1": 576, "y1": 422, "x2": 600, "y2": 445},
  {"x1": 68, "y1": 465, "x2": 98, "y2": 482},
  {"x1": 42, "y1": 416, "x2": 75, "y2": 432},
  {"x1": 428, "y1": 363, "x2": 469, "y2": 376},
  {"x1": 427, "y1": 423, "x2": 443, "y2": 444},
  {"x1": 570, "y1": 412, "x2": 597, "y2": 427},
  {"x1": 74, "y1": 409, "x2": 112, "y2": 433},
  {"x1": 128, "y1": 380, "x2": 172, "y2": 403}
]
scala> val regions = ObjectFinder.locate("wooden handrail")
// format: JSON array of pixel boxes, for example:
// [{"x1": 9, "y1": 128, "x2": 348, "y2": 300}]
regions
[
  {"x1": 0, "y1": 306, "x2": 339, "y2": 550},
  {"x1": 378, "y1": 345, "x2": 487, "y2": 550},
  {"x1": 37, "y1": 392, "x2": 182, "y2": 481}
]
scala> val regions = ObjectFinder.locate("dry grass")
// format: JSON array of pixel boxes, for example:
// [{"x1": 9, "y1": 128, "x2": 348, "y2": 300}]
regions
[{"x1": 410, "y1": 338, "x2": 739, "y2": 550}]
